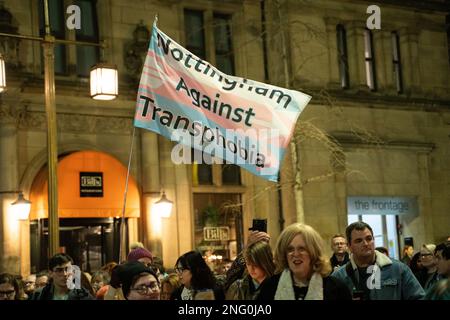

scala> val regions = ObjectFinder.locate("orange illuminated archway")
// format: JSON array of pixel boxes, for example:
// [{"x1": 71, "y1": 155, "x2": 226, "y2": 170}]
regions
[{"x1": 29, "y1": 151, "x2": 140, "y2": 219}]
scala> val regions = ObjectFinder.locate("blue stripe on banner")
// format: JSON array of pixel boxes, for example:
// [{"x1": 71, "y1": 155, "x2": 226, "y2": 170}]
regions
[{"x1": 150, "y1": 24, "x2": 164, "y2": 58}]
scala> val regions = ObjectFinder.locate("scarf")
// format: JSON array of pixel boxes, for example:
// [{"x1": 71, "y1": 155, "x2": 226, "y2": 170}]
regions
[
  {"x1": 274, "y1": 269, "x2": 324, "y2": 300},
  {"x1": 181, "y1": 286, "x2": 194, "y2": 300}
]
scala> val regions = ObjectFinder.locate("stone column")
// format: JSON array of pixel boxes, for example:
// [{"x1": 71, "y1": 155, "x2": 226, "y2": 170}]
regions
[
  {"x1": 323, "y1": 17, "x2": 341, "y2": 89},
  {"x1": 139, "y1": 131, "x2": 162, "y2": 257},
  {"x1": 372, "y1": 30, "x2": 390, "y2": 91},
  {"x1": 347, "y1": 21, "x2": 368, "y2": 91},
  {"x1": 399, "y1": 27, "x2": 420, "y2": 95},
  {"x1": 0, "y1": 104, "x2": 20, "y2": 274}
]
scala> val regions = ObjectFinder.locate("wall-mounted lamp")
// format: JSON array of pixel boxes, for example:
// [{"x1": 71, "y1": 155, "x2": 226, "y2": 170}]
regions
[
  {"x1": 152, "y1": 191, "x2": 173, "y2": 218},
  {"x1": 90, "y1": 63, "x2": 118, "y2": 100},
  {"x1": 11, "y1": 192, "x2": 31, "y2": 221}
]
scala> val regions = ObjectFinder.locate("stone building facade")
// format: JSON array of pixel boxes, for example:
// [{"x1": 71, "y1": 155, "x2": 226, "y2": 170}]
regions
[{"x1": 0, "y1": 0, "x2": 448, "y2": 275}]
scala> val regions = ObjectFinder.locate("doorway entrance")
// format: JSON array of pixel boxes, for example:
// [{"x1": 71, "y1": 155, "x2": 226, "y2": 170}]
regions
[
  {"x1": 28, "y1": 150, "x2": 140, "y2": 273},
  {"x1": 30, "y1": 218, "x2": 127, "y2": 273}
]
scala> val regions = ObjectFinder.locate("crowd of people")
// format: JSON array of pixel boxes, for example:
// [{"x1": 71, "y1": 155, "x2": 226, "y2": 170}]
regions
[{"x1": 0, "y1": 221, "x2": 449, "y2": 300}]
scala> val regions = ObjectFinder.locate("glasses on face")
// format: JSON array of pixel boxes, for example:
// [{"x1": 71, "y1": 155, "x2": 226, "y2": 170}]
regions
[
  {"x1": 131, "y1": 282, "x2": 160, "y2": 295},
  {"x1": 0, "y1": 290, "x2": 15, "y2": 298},
  {"x1": 175, "y1": 266, "x2": 189, "y2": 274}
]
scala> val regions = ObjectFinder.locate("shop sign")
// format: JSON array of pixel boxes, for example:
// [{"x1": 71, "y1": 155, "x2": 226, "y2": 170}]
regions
[
  {"x1": 80, "y1": 172, "x2": 103, "y2": 197},
  {"x1": 347, "y1": 196, "x2": 418, "y2": 216},
  {"x1": 203, "y1": 226, "x2": 230, "y2": 241}
]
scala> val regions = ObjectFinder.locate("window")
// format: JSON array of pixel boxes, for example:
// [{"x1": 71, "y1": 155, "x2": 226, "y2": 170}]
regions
[
  {"x1": 184, "y1": 10, "x2": 206, "y2": 60},
  {"x1": 39, "y1": 0, "x2": 66, "y2": 74},
  {"x1": 214, "y1": 14, "x2": 234, "y2": 75},
  {"x1": 75, "y1": 0, "x2": 99, "y2": 76},
  {"x1": 185, "y1": 9, "x2": 241, "y2": 186},
  {"x1": 364, "y1": 29, "x2": 376, "y2": 91},
  {"x1": 336, "y1": 24, "x2": 349, "y2": 88},
  {"x1": 38, "y1": 0, "x2": 99, "y2": 77},
  {"x1": 391, "y1": 31, "x2": 403, "y2": 93}
]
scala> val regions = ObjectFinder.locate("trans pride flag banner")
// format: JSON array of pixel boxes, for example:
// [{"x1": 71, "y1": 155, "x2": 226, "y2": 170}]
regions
[{"x1": 134, "y1": 21, "x2": 311, "y2": 182}]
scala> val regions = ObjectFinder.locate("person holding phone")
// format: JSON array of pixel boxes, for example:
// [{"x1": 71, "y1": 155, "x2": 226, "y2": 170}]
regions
[{"x1": 224, "y1": 219, "x2": 271, "y2": 291}]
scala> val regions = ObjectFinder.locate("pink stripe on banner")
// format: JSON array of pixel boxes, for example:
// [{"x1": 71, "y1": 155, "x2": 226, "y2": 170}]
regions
[
  {"x1": 144, "y1": 64, "x2": 169, "y2": 77},
  {"x1": 143, "y1": 50, "x2": 296, "y2": 140},
  {"x1": 141, "y1": 70, "x2": 162, "y2": 80}
]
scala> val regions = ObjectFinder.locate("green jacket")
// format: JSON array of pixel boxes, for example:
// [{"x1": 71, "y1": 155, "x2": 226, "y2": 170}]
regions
[{"x1": 226, "y1": 274, "x2": 261, "y2": 300}]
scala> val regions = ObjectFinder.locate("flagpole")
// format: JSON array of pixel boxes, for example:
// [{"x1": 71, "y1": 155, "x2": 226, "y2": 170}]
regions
[{"x1": 119, "y1": 126, "x2": 136, "y2": 262}]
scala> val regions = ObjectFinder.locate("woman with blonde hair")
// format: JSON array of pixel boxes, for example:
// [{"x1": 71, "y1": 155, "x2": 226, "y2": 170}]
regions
[
  {"x1": 226, "y1": 241, "x2": 275, "y2": 300},
  {"x1": 160, "y1": 273, "x2": 181, "y2": 300},
  {"x1": 417, "y1": 244, "x2": 439, "y2": 291},
  {"x1": 258, "y1": 223, "x2": 351, "y2": 300}
]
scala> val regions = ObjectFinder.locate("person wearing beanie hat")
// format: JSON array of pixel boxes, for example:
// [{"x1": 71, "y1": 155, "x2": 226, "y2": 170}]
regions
[
  {"x1": 127, "y1": 247, "x2": 153, "y2": 267},
  {"x1": 118, "y1": 261, "x2": 160, "y2": 300}
]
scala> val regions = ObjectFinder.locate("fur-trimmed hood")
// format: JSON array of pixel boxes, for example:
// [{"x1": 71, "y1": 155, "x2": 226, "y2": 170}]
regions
[{"x1": 349, "y1": 250, "x2": 392, "y2": 270}]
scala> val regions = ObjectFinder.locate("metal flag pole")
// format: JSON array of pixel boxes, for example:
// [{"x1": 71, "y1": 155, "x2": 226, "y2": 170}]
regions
[{"x1": 119, "y1": 126, "x2": 136, "y2": 262}]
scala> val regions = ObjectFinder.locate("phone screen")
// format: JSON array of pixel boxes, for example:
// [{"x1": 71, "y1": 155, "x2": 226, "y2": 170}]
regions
[{"x1": 250, "y1": 219, "x2": 267, "y2": 233}]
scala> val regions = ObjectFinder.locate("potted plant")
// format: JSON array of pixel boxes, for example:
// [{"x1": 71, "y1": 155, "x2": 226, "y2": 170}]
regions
[{"x1": 202, "y1": 205, "x2": 220, "y2": 226}]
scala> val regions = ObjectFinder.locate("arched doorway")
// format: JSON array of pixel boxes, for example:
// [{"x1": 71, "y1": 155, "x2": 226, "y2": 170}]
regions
[{"x1": 29, "y1": 151, "x2": 140, "y2": 273}]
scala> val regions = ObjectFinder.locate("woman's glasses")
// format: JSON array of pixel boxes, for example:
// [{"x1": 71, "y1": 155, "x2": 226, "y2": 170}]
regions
[
  {"x1": 131, "y1": 282, "x2": 160, "y2": 295},
  {"x1": 175, "y1": 266, "x2": 189, "y2": 273}
]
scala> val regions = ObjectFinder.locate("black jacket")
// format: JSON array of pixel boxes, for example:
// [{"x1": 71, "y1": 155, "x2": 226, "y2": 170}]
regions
[
  {"x1": 31, "y1": 283, "x2": 94, "y2": 300},
  {"x1": 330, "y1": 252, "x2": 350, "y2": 270},
  {"x1": 257, "y1": 273, "x2": 352, "y2": 300}
]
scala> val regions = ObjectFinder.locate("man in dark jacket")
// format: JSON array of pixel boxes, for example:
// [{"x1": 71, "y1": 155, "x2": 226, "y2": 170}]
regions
[
  {"x1": 32, "y1": 253, "x2": 93, "y2": 300},
  {"x1": 330, "y1": 234, "x2": 350, "y2": 271}
]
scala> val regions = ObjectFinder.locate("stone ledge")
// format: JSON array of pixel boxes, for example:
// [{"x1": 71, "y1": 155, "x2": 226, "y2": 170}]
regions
[{"x1": 330, "y1": 131, "x2": 435, "y2": 153}]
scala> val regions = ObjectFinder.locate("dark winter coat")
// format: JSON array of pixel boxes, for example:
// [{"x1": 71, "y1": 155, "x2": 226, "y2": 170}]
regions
[{"x1": 31, "y1": 282, "x2": 94, "y2": 300}]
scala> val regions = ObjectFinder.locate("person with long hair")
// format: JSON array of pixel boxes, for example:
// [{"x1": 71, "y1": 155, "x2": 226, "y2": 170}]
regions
[
  {"x1": 258, "y1": 223, "x2": 351, "y2": 300},
  {"x1": 171, "y1": 250, "x2": 224, "y2": 300},
  {"x1": 416, "y1": 244, "x2": 439, "y2": 291},
  {"x1": 226, "y1": 241, "x2": 275, "y2": 300},
  {"x1": 160, "y1": 273, "x2": 180, "y2": 300}
]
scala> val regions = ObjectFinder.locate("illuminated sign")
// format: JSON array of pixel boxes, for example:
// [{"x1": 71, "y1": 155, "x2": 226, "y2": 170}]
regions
[
  {"x1": 203, "y1": 227, "x2": 230, "y2": 241},
  {"x1": 80, "y1": 172, "x2": 103, "y2": 197}
]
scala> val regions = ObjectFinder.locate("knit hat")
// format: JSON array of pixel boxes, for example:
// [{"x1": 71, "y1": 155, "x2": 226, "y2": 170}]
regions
[
  {"x1": 117, "y1": 261, "x2": 158, "y2": 299},
  {"x1": 127, "y1": 247, "x2": 153, "y2": 263}
]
